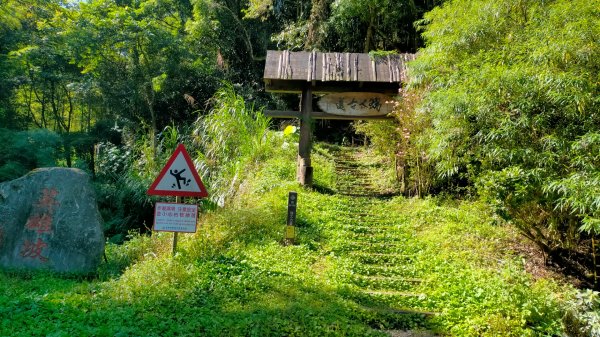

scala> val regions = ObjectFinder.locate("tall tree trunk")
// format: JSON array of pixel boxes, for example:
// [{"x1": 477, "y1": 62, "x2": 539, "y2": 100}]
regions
[
  {"x1": 90, "y1": 144, "x2": 96, "y2": 179},
  {"x1": 64, "y1": 85, "x2": 73, "y2": 133},
  {"x1": 31, "y1": 80, "x2": 47, "y2": 128},
  {"x1": 144, "y1": 83, "x2": 157, "y2": 161},
  {"x1": 364, "y1": 11, "x2": 375, "y2": 53},
  {"x1": 133, "y1": 41, "x2": 157, "y2": 161},
  {"x1": 27, "y1": 85, "x2": 42, "y2": 128}
]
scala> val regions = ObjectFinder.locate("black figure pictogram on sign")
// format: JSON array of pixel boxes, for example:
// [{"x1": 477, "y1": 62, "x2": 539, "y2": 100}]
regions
[
  {"x1": 170, "y1": 169, "x2": 192, "y2": 189},
  {"x1": 147, "y1": 144, "x2": 208, "y2": 197}
]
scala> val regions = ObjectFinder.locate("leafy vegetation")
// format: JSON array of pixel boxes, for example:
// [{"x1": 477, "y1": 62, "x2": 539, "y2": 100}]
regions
[
  {"x1": 0, "y1": 140, "x2": 577, "y2": 336},
  {"x1": 192, "y1": 84, "x2": 273, "y2": 205},
  {"x1": 564, "y1": 289, "x2": 600, "y2": 337},
  {"x1": 0, "y1": 128, "x2": 61, "y2": 181},
  {"x1": 395, "y1": 0, "x2": 600, "y2": 285}
]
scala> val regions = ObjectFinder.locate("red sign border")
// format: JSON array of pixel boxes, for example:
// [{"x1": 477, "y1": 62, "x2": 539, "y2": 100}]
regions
[
  {"x1": 147, "y1": 144, "x2": 208, "y2": 197},
  {"x1": 152, "y1": 201, "x2": 199, "y2": 233}
]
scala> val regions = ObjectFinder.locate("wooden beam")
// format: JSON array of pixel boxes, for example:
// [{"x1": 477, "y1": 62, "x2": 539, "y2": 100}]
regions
[
  {"x1": 264, "y1": 110, "x2": 394, "y2": 120},
  {"x1": 265, "y1": 80, "x2": 399, "y2": 94}
]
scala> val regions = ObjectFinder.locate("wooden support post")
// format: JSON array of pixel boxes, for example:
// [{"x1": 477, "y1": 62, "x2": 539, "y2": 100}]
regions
[
  {"x1": 593, "y1": 235, "x2": 598, "y2": 288},
  {"x1": 297, "y1": 86, "x2": 313, "y2": 187}
]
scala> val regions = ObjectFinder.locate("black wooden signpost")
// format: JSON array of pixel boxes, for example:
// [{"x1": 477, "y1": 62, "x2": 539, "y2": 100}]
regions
[
  {"x1": 263, "y1": 50, "x2": 415, "y2": 188},
  {"x1": 287, "y1": 191, "x2": 298, "y2": 226},
  {"x1": 285, "y1": 191, "x2": 298, "y2": 244}
]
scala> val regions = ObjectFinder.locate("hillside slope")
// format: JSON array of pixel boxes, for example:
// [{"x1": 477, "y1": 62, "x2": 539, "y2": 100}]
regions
[{"x1": 0, "y1": 144, "x2": 572, "y2": 336}]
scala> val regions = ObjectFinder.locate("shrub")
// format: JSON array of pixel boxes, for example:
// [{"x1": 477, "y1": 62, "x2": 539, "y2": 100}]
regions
[
  {"x1": 355, "y1": 88, "x2": 434, "y2": 196},
  {"x1": 563, "y1": 289, "x2": 600, "y2": 337},
  {"x1": 411, "y1": 0, "x2": 600, "y2": 282},
  {"x1": 192, "y1": 83, "x2": 273, "y2": 206},
  {"x1": 0, "y1": 128, "x2": 61, "y2": 182}
]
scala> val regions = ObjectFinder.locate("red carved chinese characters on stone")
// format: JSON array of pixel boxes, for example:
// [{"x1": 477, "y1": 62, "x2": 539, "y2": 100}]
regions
[
  {"x1": 19, "y1": 238, "x2": 49, "y2": 262},
  {"x1": 20, "y1": 188, "x2": 59, "y2": 263},
  {"x1": 36, "y1": 188, "x2": 59, "y2": 209},
  {"x1": 24, "y1": 188, "x2": 59, "y2": 235},
  {"x1": 25, "y1": 214, "x2": 53, "y2": 234}
]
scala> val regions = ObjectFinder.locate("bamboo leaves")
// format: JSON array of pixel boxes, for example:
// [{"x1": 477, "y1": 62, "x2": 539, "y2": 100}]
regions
[{"x1": 413, "y1": 0, "x2": 600, "y2": 275}]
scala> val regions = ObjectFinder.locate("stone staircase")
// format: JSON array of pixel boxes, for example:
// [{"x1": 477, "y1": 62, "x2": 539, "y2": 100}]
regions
[{"x1": 331, "y1": 146, "x2": 436, "y2": 333}]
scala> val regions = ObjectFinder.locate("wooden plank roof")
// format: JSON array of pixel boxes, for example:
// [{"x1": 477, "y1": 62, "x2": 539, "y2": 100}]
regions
[{"x1": 264, "y1": 50, "x2": 416, "y2": 94}]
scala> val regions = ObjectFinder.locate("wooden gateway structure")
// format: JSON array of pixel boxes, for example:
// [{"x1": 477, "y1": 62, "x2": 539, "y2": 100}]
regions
[{"x1": 263, "y1": 50, "x2": 416, "y2": 187}]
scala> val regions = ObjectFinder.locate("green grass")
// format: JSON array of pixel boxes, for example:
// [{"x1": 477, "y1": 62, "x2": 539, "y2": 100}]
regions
[{"x1": 0, "y1": 143, "x2": 575, "y2": 336}]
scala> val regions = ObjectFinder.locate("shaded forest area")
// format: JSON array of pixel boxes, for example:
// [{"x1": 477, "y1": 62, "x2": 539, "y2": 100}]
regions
[{"x1": 1, "y1": 0, "x2": 599, "y2": 291}]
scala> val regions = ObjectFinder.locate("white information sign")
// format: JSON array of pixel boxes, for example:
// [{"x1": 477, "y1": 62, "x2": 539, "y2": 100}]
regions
[{"x1": 153, "y1": 202, "x2": 198, "y2": 233}]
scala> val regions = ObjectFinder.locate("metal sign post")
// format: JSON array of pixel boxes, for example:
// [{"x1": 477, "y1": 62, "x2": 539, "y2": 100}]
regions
[{"x1": 173, "y1": 197, "x2": 180, "y2": 255}]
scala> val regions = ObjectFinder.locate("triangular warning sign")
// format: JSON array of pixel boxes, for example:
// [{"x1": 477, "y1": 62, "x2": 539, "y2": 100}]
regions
[{"x1": 147, "y1": 144, "x2": 208, "y2": 197}]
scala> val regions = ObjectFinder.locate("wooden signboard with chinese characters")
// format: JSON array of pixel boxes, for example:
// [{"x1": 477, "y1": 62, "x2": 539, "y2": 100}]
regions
[{"x1": 317, "y1": 92, "x2": 394, "y2": 117}]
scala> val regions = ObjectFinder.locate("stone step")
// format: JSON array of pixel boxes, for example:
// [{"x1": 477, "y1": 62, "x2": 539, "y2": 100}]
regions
[
  {"x1": 361, "y1": 305, "x2": 437, "y2": 317},
  {"x1": 353, "y1": 275, "x2": 423, "y2": 291},
  {"x1": 346, "y1": 232, "x2": 412, "y2": 243},
  {"x1": 335, "y1": 170, "x2": 372, "y2": 175},
  {"x1": 341, "y1": 241, "x2": 419, "y2": 253},
  {"x1": 357, "y1": 306, "x2": 434, "y2": 331},
  {"x1": 345, "y1": 247, "x2": 415, "y2": 257},
  {"x1": 342, "y1": 240, "x2": 412, "y2": 252},
  {"x1": 343, "y1": 222, "x2": 400, "y2": 229},
  {"x1": 350, "y1": 252, "x2": 416, "y2": 265},
  {"x1": 335, "y1": 186, "x2": 378, "y2": 192},
  {"x1": 337, "y1": 184, "x2": 375, "y2": 189},
  {"x1": 353, "y1": 264, "x2": 422, "y2": 278},
  {"x1": 351, "y1": 289, "x2": 428, "y2": 308},
  {"x1": 347, "y1": 211, "x2": 393, "y2": 217},
  {"x1": 332, "y1": 211, "x2": 386, "y2": 217},
  {"x1": 342, "y1": 225, "x2": 407, "y2": 234}
]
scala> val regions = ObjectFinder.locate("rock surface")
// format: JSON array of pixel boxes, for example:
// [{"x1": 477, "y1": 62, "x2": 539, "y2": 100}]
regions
[{"x1": 0, "y1": 168, "x2": 105, "y2": 274}]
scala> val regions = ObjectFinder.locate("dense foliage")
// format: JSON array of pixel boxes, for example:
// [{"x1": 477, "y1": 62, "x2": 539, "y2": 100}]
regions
[
  {"x1": 355, "y1": 88, "x2": 433, "y2": 197},
  {"x1": 0, "y1": 0, "x2": 443, "y2": 235},
  {"x1": 0, "y1": 128, "x2": 60, "y2": 180},
  {"x1": 192, "y1": 84, "x2": 272, "y2": 206},
  {"x1": 406, "y1": 0, "x2": 600, "y2": 285}
]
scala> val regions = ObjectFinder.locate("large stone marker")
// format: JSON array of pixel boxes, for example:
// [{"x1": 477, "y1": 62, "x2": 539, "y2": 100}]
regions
[{"x1": 0, "y1": 168, "x2": 105, "y2": 274}]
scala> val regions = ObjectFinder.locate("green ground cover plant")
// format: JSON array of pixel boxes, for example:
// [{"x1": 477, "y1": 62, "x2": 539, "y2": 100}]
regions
[{"x1": 0, "y1": 140, "x2": 576, "y2": 336}]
